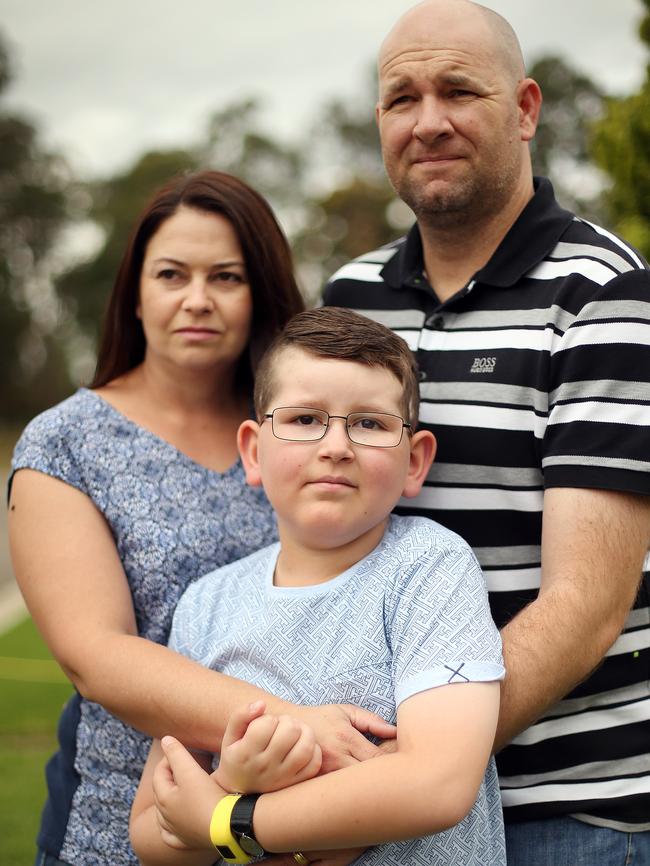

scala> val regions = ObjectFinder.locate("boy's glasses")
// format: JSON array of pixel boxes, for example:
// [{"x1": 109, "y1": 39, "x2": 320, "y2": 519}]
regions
[{"x1": 262, "y1": 407, "x2": 411, "y2": 448}]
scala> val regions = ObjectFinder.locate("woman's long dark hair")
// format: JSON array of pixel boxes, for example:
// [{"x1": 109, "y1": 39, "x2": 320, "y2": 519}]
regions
[{"x1": 91, "y1": 170, "x2": 304, "y2": 394}]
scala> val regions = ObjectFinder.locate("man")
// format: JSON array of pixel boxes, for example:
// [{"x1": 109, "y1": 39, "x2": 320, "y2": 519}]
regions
[{"x1": 323, "y1": 1, "x2": 650, "y2": 863}]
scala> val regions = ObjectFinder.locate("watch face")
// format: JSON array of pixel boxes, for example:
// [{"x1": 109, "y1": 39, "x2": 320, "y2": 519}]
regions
[{"x1": 239, "y1": 834, "x2": 265, "y2": 857}]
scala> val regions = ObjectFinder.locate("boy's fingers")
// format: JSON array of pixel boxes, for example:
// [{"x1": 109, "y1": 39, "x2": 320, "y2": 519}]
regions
[
  {"x1": 260, "y1": 715, "x2": 304, "y2": 761},
  {"x1": 160, "y1": 736, "x2": 203, "y2": 783},
  {"x1": 291, "y1": 742, "x2": 323, "y2": 783},
  {"x1": 222, "y1": 701, "x2": 267, "y2": 750},
  {"x1": 238, "y1": 713, "x2": 280, "y2": 754}
]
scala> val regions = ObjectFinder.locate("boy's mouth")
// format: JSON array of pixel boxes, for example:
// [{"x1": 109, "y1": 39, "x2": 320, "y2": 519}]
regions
[{"x1": 310, "y1": 475, "x2": 357, "y2": 488}]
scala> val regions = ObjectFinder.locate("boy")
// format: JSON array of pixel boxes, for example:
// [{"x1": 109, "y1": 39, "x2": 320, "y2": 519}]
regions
[{"x1": 131, "y1": 307, "x2": 505, "y2": 866}]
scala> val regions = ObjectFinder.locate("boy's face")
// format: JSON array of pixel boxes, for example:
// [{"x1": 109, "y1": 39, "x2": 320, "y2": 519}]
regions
[{"x1": 238, "y1": 346, "x2": 435, "y2": 555}]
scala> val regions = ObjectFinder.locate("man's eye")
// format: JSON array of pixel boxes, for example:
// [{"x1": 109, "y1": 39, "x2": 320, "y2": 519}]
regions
[{"x1": 387, "y1": 94, "x2": 412, "y2": 108}]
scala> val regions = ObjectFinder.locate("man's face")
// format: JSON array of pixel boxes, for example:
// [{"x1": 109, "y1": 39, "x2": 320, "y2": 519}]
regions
[{"x1": 376, "y1": 8, "x2": 528, "y2": 225}]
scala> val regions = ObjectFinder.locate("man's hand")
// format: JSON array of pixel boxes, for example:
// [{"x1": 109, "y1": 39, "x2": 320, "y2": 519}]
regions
[
  {"x1": 215, "y1": 701, "x2": 322, "y2": 793},
  {"x1": 288, "y1": 704, "x2": 396, "y2": 774},
  {"x1": 153, "y1": 736, "x2": 224, "y2": 851},
  {"x1": 268, "y1": 849, "x2": 367, "y2": 866}
]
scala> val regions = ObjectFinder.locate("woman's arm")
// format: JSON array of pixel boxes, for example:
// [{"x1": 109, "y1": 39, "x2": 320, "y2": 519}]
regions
[
  {"x1": 8, "y1": 470, "x2": 394, "y2": 757},
  {"x1": 145, "y1": 680, "x2": 500, "y2": 859}
]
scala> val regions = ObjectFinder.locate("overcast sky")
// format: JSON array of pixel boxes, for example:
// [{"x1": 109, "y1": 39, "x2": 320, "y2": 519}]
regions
[{"x1": 0, "y1": 0, "x2": 647, "y2": 180}]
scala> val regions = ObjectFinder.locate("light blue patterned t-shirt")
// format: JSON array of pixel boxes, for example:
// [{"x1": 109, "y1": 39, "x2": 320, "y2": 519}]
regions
[
  {"x1": 11, "y1": 388, "x2": 278, "y2": 866},
  {"x1": 171, "y1": 514, "x2": 506, "y2": 866}
]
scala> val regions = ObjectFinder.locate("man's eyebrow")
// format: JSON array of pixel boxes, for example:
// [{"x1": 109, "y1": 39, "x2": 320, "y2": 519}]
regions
[{"x1": 380, "y1": 76, "x2": 412, "y2": 100}]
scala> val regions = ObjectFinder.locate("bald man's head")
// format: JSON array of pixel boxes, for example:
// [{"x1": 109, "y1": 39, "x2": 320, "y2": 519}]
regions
[
  {"x1": 375, "y1": 0, "x2": 541, "y2": 228},
  {"x1": 379, "y1": 0, "x2": 526, "y2": 86}
]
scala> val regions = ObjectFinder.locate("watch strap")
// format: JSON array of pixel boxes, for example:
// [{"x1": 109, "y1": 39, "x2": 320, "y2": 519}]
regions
[
  {"x1": 230, "y1": 794, "x2": 265, "y2": 856},
  {"x1": 209, "y1": 794, "x2": 253, "y2": 864}
]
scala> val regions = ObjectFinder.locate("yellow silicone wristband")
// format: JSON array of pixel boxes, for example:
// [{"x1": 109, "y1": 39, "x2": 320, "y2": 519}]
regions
[{"x1": 209, "y1": 795, "x2": 252, "y2": 864}]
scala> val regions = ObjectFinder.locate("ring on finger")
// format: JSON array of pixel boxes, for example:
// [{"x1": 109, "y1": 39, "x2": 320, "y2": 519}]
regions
[{"x1": 293, "y1": 853, "x2": 310, "y2": 865}]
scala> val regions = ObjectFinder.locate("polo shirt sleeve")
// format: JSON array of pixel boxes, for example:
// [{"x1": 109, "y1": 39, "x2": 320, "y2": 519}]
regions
[
  {"x1": 542, "y1": 268, "x2": 650, "y2": 495},
  {"x1": 384, "y1": 521, "x2": 504, "y2": 708}
]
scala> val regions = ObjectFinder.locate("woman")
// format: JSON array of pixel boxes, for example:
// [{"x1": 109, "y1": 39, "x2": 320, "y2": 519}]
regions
[{"x1": 8, "y1": 171, "x2": 392, "y2": 866}]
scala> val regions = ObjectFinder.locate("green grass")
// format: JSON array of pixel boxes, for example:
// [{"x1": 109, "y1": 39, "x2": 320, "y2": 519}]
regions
[{"x1": 0, "y1": 616, "x2": 73, "y2": 865}]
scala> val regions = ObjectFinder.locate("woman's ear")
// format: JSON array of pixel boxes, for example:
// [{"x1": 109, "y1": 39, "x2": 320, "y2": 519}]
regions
[
  {"x1": 402, "y1": 429, "x2": 436, "y2": 499},
  {"x1": 237, "y1": 419, "x2": 263, "y2": 487}
]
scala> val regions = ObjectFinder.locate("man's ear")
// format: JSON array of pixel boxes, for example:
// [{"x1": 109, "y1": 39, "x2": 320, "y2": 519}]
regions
[
  {"x1": 402, "y1": 429, "x2": 436, "y2": 499},
  {"x1": 237, "y1": 419, "x2": 263, "y2": 487},
  {"x1": 517, "y1": 77, "x2": 542, "y2": 142}
]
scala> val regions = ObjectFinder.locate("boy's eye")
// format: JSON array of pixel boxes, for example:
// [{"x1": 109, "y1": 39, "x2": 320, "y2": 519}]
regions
[
  {"x1": 295, "y1": 415, "x2": 321, "y2": 426},
  {"x1": 350, "y1": 415, "x2": 387, "y2": 432}
]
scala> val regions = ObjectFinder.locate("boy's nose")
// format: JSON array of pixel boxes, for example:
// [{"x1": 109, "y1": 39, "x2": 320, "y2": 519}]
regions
[{"x1": 318, "y1": 417, "x2": 354, "y2": 459}]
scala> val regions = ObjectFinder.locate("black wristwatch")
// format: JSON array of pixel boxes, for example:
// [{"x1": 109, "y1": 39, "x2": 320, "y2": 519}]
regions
[{"x1": 230, "y1": 794, "x2": 266, "y2": 858}]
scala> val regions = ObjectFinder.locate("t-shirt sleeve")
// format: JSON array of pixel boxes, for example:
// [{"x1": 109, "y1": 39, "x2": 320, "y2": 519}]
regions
[
  {"x1": 384, "y1": 521, "x2": 504, "y2": 708},
  {"x1": 167, "y1": 578, "x2": 205, "y2": 659},
  {"x1": 543, "y1": 268, "x2": 650, "y2": 495},
  {"x1": 10, "y1": 402, "x2": 85, "y2": 495}
]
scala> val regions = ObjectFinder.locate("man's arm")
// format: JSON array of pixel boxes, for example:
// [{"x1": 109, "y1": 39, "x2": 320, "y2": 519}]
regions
[{"x1": 495, "y1": 486, "x2": 650, "y2": 752}]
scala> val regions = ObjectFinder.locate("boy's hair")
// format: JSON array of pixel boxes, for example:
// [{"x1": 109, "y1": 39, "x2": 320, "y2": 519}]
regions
[{"x1": 254, "y1": 307, "x2": 420, "y2": 427}]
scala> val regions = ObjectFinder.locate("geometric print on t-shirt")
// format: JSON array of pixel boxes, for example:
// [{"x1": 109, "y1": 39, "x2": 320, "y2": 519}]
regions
[{"x1": 171, "y1": 515, "x2": 506, "y2": 866}]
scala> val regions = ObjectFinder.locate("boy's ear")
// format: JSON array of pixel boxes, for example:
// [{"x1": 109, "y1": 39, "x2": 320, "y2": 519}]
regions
[
  {"x1": 237, "y1": 419, "x2": 263, "y2": 487},
  {"x1": 402, "y1": 429, "x2": 436, "y2": 499}
]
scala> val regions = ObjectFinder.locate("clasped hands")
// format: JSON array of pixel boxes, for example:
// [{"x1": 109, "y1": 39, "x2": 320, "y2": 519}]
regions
[{"x1": 152, "y1": 700, "x2": 393, "y2": 865}]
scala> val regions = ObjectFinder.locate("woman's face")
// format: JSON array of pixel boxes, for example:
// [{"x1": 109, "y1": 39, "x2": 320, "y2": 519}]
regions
[{"x1": 137, "y1": 206, "x2": 253, "y2": 381}]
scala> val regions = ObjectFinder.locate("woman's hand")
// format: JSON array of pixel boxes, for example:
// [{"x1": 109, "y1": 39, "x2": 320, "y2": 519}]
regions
[
  {"x1": 216, "y1": 701, "x2": 322, "y2": 793},
  {"x1": 152, "y1": 736, "x2": 223, "y2": 851},
  {"x1": 287, "y1": 704, "x2": 396, "y2": 774}
]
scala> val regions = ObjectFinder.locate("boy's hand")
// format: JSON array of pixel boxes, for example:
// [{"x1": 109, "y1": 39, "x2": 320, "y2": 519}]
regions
[
  {"x1": 216, "y1": 700, "x2": 323, "y2": 793},
  {"x1": 153, "y1": 735, "x2": 224, "y2": 851}
]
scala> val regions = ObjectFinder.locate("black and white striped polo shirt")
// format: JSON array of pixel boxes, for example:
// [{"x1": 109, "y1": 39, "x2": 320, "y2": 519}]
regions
[{"x1": 323, "y1": 177, "x2": 650, "y2": 830}]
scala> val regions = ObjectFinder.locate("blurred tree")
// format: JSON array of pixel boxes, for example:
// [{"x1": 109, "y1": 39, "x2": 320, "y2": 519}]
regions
[
  {"x1": 56, "y1": 148, "x2": 197, "y2": 343},
  {"x1": 293, "y1": 68, "x2": 406, "y2": 301},
  {"x1": 200, "y1": 98, "x2": 305, "y2": 214},
  {"x1": 591, "y1": 0, "x2": 650, "y2": 258},
  {"x1": 0, "y1": 31, "x2": 75, "y2": 423},
  {"x1": 529, "y1": 55, "x2": 606, "y2": 221}
]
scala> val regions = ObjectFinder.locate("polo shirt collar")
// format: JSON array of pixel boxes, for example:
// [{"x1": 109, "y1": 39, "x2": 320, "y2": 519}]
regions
[{"x1": 381, "y1": 177, "x2": 575, "y2": 291}]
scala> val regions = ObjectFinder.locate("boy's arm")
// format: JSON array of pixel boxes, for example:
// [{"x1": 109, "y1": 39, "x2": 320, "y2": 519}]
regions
[{"x1": 155, "y1": 680, "x2": 500, "y2": 854}]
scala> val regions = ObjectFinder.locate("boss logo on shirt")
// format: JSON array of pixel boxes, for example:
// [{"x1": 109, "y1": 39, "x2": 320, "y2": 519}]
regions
[{"x1": 470, "y1": 356, "x2": 497, "y2": 374}]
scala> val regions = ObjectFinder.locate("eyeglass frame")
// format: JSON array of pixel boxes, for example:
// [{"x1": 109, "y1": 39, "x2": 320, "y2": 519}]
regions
[{"x1": 260, "y1": 406, "x2": 412, "y2": 448}]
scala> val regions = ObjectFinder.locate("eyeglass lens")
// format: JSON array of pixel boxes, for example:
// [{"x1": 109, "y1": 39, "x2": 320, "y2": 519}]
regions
[{"x1": 270, "y1": 407, "x2": 405, "y2": 447}]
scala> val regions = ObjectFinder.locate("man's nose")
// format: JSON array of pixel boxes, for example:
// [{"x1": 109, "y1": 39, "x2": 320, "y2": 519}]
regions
[{"x1": 413, "y1": 94, "x2": 454, "y2": 142}]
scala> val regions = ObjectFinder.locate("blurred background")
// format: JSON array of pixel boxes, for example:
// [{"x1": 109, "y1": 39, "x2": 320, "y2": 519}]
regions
[{"x1": 1, "y1": 0, "x2": 650, "y2": 861}]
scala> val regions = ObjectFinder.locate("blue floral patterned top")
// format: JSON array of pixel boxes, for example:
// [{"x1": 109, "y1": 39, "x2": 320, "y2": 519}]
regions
[{"x1": 10, "y1": 388, "x2": 278, "y2": 866}]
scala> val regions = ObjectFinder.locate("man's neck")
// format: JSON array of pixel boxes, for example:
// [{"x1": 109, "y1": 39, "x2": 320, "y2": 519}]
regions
[{"x1": 418, "y1": 179, "x2": 534, "y2": 304}]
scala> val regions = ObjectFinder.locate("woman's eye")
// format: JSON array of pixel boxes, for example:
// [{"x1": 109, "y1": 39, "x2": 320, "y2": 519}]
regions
[
  {"x1": 157, "y1": 268, "x2": 180, "y2": 281},
  {"x1": 212, "y1": 271, "x2": 245, "y2": 284}
]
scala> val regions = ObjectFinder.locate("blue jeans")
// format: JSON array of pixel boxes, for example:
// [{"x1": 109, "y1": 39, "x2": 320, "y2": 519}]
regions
[
  {"x1": 506, "y1": 816, "x2": 650, "y2": 866},
  {"x1": 33, "y1": 852, "x2": 72, "y2": 866}
]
